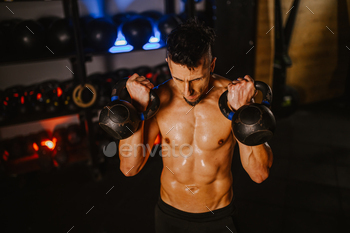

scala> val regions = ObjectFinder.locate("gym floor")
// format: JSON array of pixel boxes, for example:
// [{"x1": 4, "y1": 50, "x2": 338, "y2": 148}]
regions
[{"x1": 0, "y1": 97, "x2": 349, "y2": 233}]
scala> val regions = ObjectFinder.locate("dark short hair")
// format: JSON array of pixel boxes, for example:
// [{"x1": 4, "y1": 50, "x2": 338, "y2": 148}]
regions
[{"x1": 166, "y1": 18, "x2": 216, "y2": 70}]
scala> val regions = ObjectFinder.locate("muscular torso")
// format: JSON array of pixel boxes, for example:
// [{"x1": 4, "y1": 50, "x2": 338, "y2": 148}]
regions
[{"x1": 155, "y1": 74, "x2": 236, "y2": 213}]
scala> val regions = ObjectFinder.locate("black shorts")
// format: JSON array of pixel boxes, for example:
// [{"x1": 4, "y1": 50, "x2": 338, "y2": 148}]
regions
[{"x1": 154, "y1": 197, "x2": 238, "y2": 233}]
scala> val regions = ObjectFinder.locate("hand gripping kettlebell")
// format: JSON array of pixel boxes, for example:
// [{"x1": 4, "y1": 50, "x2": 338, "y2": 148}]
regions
[
  {"x1": 218, "y1": 81, "x2": 276, "y2": 146},
  {"x1": 99, "y1": 77, "x2": 160, "y2": 140}
]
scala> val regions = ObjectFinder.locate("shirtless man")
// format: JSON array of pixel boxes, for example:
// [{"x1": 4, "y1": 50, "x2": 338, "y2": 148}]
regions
[{"x1": 118, "y1": 19, "x2": 273, "y2": 233}]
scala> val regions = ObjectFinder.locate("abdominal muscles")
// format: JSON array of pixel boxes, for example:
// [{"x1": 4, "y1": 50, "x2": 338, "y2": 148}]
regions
[{"x1": 160, "y1": 138, "x2": 234, "y2": 212}]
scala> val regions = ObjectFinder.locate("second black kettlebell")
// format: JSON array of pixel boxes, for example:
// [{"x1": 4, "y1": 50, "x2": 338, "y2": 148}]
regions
[{"x1": 218, "y1": 81, "x2": 276, "y2": 146}]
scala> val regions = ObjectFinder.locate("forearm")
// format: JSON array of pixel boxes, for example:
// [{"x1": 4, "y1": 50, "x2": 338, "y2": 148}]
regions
[
  {"x1": 238, "y1": 141, "x2": 273, "y2": 183},
  {"x1": 118, "y1": 121, "x2": 147, "y2": 176}
]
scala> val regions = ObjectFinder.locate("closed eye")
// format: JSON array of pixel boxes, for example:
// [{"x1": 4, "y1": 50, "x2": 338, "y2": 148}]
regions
[{"x1": 174, "y1": 77, "x2": 203, "y2": 82}]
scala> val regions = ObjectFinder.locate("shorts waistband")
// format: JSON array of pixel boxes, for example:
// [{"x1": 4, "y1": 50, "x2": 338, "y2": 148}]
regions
[{"x1": 157, "y1": 197, "x2": 235, "y2": 222}]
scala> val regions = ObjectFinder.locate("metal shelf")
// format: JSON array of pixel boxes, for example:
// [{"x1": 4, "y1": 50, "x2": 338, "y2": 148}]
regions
[
  {"x1": 2, "y1": 0, "x2": 60, "y2": 2},
  {"x1": 0, "y1": 47, "x2": 166, "y2": 67},
  {"x1": 0, "y1": 108, "x2": 101, "y2": 127}
]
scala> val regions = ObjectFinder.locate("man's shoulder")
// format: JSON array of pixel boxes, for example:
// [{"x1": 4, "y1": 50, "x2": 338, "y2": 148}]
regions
[
  {"x1": 152, "y1": 78, "x2": 173, "y2": 104},
  {"x1": 212, "y1": 74, "x2": 232, "y2": 89}
]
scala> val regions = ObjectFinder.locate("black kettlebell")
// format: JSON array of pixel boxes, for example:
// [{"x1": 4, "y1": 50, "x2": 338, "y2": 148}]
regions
[
  {"x1": 121, "y1": 15, "x2": 153, "y2": 50},
  {"x1": 86, "y1": 17, "x2": 118, "y2": 51},
  {"x1": 99, "y1": 77, "x2": 160, "y2": 140},
  {"x1": 218, "y1": 81, "x2": 276, "y2": 146}
]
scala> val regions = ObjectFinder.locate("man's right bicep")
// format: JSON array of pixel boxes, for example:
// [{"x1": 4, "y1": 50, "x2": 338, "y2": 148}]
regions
[{"x1": 144, "y1": 115, "x2": 160, "y2": 151}]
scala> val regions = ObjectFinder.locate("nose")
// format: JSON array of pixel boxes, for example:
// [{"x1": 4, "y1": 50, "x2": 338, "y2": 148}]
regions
[{"x1": 183, "y1": 81, "x2": 193, "y2": 97}]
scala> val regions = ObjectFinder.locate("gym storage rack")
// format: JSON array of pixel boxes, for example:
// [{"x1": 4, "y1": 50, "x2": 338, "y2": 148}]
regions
[
  {"x1": 0, "y1": 0, "x2": 189, "y2": 178},
  {"x1": 0, "y1": 0, "x2": 102, "y2": 179},
  {"x1": 0, "y1": 0, "x2": 182, "y2": 179}
]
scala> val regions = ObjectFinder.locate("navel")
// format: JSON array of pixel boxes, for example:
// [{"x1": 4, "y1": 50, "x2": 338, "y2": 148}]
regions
[
  {"x1": 218, "y1": 139, "x2": 224, "y2": 145},
  {"x1": 165, "y1": 137, "x2": 170, "y2": 143},
  {"x1": 185, "y1": 185, "x2": 199, "y2": 194}
]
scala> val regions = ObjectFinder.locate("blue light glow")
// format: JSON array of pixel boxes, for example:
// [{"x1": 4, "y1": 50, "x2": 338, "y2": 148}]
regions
[
  {"x1": 143, "y1": 24, "x2": 162, "y2": 50},
  {"x1": 113, "y1": 0, "x2": 135, "y2": 12},
  {"x1": 114, "y1": 29, "x2": 127, "y2": 46},
  {"x1": 109, "y1": 45, "x2": 134, "y2": 53},
  {"x1": 149, "y1": 37, "x2": 159, "y2": 43},
  {"x1": 149, "y1": 25, "x2": 161, "y2": 43},
  {"x1": 108, "y1": 14, "x2": 164, "y2": 52},
  {"x1": 115, "y1": 40, "x2": 127, "y2": 46},
  {"x1": 143, "y1": 42, "x2": 162, "y2": 50},
  {"x1": 80, "y1": 0, "x2": 104, "y2": 18},
  {"x1": 109, "y1": 27, "x2": 133, "y2": 53}
]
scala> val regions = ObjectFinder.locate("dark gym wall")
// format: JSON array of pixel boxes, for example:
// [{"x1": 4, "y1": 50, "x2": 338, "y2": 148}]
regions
[{"x1": 213, "y1": 0, "x2": 257, "y2": 81}]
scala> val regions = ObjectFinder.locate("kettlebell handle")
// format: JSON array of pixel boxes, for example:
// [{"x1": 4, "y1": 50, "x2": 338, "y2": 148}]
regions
[
  {"x1": 218, "y1": 81, "x2": 273, "y2": 120},
  {"x1": 255, "y1": 81, "x2": 273, "y2": 106},
  {"x1": 110, "y1": 77, "x2": 160, "y2": 121}
]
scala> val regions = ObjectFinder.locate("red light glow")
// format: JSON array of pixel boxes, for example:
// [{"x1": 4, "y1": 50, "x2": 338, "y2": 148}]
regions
[
  {"x1": 2, "y1": 150, "x2": 9, "y2": 161},
  {"x1": 154, "y1": 134, "x2": 161, "y2": 145},
  {"x1": 33, "y1": 143, "x2": 39, "y2": 151},
  {"x1": 41, "y1": 138, "x2": 57, "y2": 150},
  {"x1": 53, "y1": 160, "x2": 59, "y2": 167},
  {"x1": 57, "y1": 87, "x2": 63, "y2": 97}
]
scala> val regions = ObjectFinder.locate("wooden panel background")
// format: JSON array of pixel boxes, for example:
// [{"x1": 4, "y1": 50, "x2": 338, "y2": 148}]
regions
[
  {"x1": 255, "y1": 0, "x2": 350, "y2": 104},
  {"x1": 255, "y1": 0, "x2": 275, "y2": 86}
]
